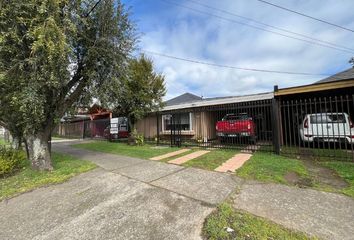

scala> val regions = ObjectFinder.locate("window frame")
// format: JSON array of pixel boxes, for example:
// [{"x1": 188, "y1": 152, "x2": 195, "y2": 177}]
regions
[{"x1": 161, "y1": 113, "x2": 193, "y2": 131}]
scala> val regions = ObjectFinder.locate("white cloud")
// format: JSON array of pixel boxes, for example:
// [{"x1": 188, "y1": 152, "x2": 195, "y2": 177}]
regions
[{"x1": 132, "y1": 0, "x2": 354, "y2": 100}]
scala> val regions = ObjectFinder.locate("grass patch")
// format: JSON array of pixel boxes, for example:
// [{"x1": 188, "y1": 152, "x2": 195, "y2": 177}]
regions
[
  {"x1": 203, "y1": 203, "x2": 317, "y2": 240},
  {"x1": 321, "y1": 161, "x2": 354, "y2": 198},
  {"x1": 0, "y1": 138, "x2": 6, "y2": 145},
  {"x1": 281, "y1": 146, "x2": 352, "y2": 162},
  {"x1": 236, "y1": 152, "x2": 309, "y2": 184},
  {"x1": 182, "y1": 149, "x2": 238, "y2": 171},
  {"x1": 73, "y1": 141, "x2": 182, "y2": 159},
  {"x1": 0, "y1": 152, "x2": 96, "y2": 201}
]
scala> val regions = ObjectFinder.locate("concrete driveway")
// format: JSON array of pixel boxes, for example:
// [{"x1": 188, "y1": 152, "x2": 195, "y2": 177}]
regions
[{"x1": 0, "y1": 142, "x2": 239, "y2": 240}]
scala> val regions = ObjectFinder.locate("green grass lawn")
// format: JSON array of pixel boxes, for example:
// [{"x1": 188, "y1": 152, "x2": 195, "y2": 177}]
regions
[
  {"x1": 203, "y1": 203, "x2": 317, "y2": 240},
  {"x1": 321, "y1": 161, "x2": 354, "y2": 198},
  {"x1": 73, "y1": 141, "x2": 182, "y2": 159},
  {"x1": 0, "y1": 152, "x2": 96, "y2": 201},
  {"x1": 236, "y1": 152, "x2": 309, "y2": 184},
  {"x1": 182, "y1": 149, "x2": 238, "y2": 171}
]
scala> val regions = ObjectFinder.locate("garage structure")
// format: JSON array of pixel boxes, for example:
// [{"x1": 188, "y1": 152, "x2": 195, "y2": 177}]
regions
[{"x1": 274, "y1": 67, "x2": 354, "y2": 161}]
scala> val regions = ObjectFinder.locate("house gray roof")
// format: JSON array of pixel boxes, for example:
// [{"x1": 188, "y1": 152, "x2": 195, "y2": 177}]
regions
[
  {"x1": 165, "y1": 93, "x2": 202, "y2": 106},
  {"x1": 316, "y1": 67, "x2": 354, "y2": 84},
  {"x1": 162, "y1": 92, "x2": 274, "y2": 111}
]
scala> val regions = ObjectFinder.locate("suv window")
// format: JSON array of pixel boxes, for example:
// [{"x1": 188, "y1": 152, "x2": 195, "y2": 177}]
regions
[{"x1": 310, "y1": 114, "x2": 346, "y2": 124}]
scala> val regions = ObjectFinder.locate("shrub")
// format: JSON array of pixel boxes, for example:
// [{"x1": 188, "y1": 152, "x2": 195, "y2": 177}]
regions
[
  {"x1": 131, "y1": 129, "x2": 144, "y2": 146},
  {"x1": 0, "y1": 146, "x2": 27, "y2": 177}
]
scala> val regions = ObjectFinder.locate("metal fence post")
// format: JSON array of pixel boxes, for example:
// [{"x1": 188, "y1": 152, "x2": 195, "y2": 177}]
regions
[
  {"x1": 272, "y1": 86, "x2": 281, "y2": 155},
  {"x1": 156, "y1": 112, "x2": 160, "y2": 145},
  {"x1": 82, "y1": 120, "x2": 86, "y2": 139}
]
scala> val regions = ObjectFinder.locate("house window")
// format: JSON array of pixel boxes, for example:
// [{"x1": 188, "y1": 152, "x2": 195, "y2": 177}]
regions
[{"x1": 162, "y1": 113, "x2": 192, "y2": 131}]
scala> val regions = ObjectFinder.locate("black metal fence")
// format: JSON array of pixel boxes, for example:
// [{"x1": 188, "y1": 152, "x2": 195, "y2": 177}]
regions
[
  {"x1": 53, "y1": 93, "x2": 354, "y2": 162},
  {"x1": 144, "y1": 98, "x2": 275, "y2": 153},
  {"x1": 279, "y1": 95, "x2": 354, "y2": 161},
  {"x1": 140, "y1": 94, "x2": 354, "y2": 162}
]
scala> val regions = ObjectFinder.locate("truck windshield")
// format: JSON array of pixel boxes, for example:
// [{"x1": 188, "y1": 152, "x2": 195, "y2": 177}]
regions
[{"x1": 223, "y1": 114, "x2": 249, "y2": 121}]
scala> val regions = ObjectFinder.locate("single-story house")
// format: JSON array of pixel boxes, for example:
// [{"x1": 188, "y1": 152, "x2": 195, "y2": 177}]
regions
[
  {"x1": 136, "y1": 67, "x2": 354, "y2": 154},
  {"x1": 136, "y1": 91, "x2": 274, "y2": 146}
]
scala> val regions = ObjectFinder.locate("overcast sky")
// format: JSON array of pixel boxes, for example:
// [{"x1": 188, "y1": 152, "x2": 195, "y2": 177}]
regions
[{"x1": 123, "y1": 0, "x2": 354, "y2": 100}]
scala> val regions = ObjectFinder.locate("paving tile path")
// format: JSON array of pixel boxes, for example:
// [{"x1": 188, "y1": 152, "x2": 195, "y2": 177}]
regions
[
  {"x1": 149, "y1": 149, "x2": 191, "y2": 161},
  {"x1": 168, "y1": 150, "x2": 210, "y2": 165},
  {"x1": 215, "y1": 153, "x2": 252, "y2": 173}
]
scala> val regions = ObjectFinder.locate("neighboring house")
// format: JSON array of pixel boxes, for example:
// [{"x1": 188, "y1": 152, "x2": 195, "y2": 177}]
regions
[{"x1": 56, "y1": 104, "x2": 112, "y2": 138}]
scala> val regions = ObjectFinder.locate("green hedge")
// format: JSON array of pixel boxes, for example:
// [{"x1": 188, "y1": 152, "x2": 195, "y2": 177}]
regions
[{"x1": 0, "y1": 146, "x2": 27, "y2": 177}]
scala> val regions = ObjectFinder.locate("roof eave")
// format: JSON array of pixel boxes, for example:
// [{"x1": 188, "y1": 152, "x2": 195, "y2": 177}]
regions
[{"x1": 275, "y1": 79, "x2": 354, "y2": 96}]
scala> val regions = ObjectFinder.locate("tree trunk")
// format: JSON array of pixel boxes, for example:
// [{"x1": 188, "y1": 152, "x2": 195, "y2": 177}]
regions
[
  {"x1": 11, "y1": 136, "x2": 21, "y2": 150},
  {"x1": 26, "y1": 133, "x2": 53, "y2": 171}
]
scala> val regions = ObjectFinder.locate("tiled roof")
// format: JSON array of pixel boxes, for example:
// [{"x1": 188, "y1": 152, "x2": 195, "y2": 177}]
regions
[{"x1": 165, "y1": 93, "x2": 202, "y2": 106}]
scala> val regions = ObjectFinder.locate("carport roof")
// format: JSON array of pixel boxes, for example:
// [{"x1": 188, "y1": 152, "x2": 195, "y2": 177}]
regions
[
  {"x1": 162, "y1": 92, "x2": 274, "y2": 111},
  {"x1": 316, "y1": 67, "x2": 354, "y2": 83},
  {"x1": 275, "y1": 67, "x2": 354, "y2": 96}
]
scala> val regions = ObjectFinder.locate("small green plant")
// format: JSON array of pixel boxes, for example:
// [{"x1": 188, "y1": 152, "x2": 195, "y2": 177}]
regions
[
  {"x1": 131, "y1": 129, "x2": 144, "y2": 146},
  {"x1": 0, "y1": 146, "x2": 27, "y2": 177},
  {"x1": 196, "y1": 135, "x2": 203, "y2": 143}
]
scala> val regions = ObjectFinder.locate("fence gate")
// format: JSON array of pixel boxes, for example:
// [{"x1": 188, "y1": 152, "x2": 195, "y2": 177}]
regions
[{"x1": 170, "y1": 113, "x2": 182, "y2": 147}]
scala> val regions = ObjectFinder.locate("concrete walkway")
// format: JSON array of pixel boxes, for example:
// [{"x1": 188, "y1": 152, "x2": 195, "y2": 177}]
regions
[
  {"x1": 0, "y1": 142, "x2": 238, "y2": 240},
  {"x1": 1, "y1": 142, "x2": 354, "y2": 240},
  {"x1": 233, "y1": 182, "x2": 354, "y2": 240}
]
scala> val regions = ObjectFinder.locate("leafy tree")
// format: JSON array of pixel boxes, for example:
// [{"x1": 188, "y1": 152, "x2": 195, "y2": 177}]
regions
[
  {"x1": 108, "y1": 55, "x2": 166, "y2": 129},
  {"x1": 0, "y1": 0, "x2": 136, "y2": 170}
]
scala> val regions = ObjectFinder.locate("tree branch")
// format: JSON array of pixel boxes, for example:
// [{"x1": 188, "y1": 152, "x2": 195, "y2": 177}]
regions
[{"x1": 0, "y1": 120, "x2": 8, "y2": 129}]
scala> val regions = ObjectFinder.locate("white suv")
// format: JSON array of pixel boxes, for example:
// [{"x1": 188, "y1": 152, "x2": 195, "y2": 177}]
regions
[{"x1": 299, "y1": 113, "x2": 354, "y2": 144}]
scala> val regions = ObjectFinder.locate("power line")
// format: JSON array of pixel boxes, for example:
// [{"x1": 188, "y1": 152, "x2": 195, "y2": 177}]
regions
[
  {"x1": 142, "y1": 50, "x2": 330, "y2": 76},
  {"x1": 187, "y1": 0, "x2": 354, "y2": 53},
  {"x1": 159, "y1": 0, "x2": 354, "y2": 54},
  {"x1": 256, "y1": 0, "x2": 354, "y2": 33},
  {"x1": 85, "y1": 0, "x2": 103, "y2": 17}
]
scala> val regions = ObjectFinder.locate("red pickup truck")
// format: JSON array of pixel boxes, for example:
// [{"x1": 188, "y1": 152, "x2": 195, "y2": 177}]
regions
[{"x1": 216, "y1": 113, "x2": 256, "y2": 143}]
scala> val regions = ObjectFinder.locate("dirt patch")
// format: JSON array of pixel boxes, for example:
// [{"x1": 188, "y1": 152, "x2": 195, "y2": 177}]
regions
[
  {"x1": 302, "y1": 160, "x2": 349, "y2": 189},
  {"x1": 284, "y1": 171, "x2": 314, "y2": 187},
  {"x1": 284, "y1": 171, "x2": 300, "y2": 185}
]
